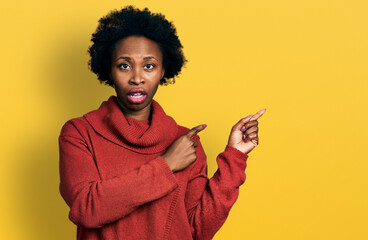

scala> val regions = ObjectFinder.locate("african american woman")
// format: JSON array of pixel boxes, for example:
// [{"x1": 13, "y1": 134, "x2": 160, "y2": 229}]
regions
[{"x1": 59, "y1": 6, "x2": 266, "y2": 240}]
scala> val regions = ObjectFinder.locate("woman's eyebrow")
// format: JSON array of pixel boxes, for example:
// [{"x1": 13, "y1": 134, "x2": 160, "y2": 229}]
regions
[
  {"x1": 143, "y1": 56, "x2": 158, "y2": 61},
  {"x1": 114, "y1": 56, "x2": 131, "y2": 62},
  {"x1": 114, "y1": 56, "x2": 158, "y2": 62}
]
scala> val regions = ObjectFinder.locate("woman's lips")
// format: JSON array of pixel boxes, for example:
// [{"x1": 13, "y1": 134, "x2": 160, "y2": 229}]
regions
[{"x1": 127, "y1": 89, "x2": 147, "y2": 104}]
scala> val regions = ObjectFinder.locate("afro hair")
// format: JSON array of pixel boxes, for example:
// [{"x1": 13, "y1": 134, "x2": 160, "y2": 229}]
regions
[{"x1": 88, "y1": 6, "x2": 187, "y2": 86}]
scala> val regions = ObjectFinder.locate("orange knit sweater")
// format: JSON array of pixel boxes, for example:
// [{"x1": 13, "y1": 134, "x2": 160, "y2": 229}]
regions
[{"x1": 59, "y1": 96, "x2": 248, "y2": 240}]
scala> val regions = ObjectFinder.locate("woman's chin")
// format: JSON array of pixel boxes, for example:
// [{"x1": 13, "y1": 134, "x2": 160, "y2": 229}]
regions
[{"x1": 118, "y1": 95, "x2": 153, "y2": 114}]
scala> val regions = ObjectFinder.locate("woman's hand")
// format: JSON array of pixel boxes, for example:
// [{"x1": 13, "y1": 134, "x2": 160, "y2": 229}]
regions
[
  {"x1": 228, "y1": 109, "x2": 266, "y2": 154},
  {"x1": 162, "y1": 124, "x2": 207, "y2": 172}
]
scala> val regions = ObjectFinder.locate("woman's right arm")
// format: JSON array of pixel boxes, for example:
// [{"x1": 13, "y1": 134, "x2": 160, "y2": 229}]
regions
[{"x1": 59, "y1": 121, "x2": 178, "y2": 228}]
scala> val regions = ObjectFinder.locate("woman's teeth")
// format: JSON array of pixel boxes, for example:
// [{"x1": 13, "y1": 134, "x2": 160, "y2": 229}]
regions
[
  {"x1": 130, "y1": 93, "x2": 144, "y2": 98},
  {"x1": 127, "y1": 93, "x2": 147, "y2": 103}
]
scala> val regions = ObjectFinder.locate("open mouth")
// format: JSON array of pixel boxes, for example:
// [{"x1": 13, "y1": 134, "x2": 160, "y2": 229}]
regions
[{"x1": 127, "y1": 89, "x2": 147, "y2": 104}]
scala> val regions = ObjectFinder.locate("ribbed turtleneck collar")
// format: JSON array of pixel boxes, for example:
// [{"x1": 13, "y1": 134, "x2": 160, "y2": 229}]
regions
[{"x1": 84, "y1": 96, "x2": 178, "y2": 154}]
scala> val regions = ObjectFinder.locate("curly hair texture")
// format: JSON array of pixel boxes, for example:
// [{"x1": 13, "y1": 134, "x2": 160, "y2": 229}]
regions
[{"x1": 88, "y1": 6, "x2": 187, "y2": 86}]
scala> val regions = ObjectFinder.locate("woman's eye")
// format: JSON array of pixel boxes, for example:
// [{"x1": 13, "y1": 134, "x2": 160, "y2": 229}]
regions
[
  {"x1": 119, "y1": 64, "x2": 130, "y2": 70},
  {"x1": 144, "y1": 64, "x2": 155, "y2": 70}
]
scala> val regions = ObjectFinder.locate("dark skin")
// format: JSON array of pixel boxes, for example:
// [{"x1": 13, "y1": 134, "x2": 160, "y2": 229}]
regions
[
  {"x1": 109, "y1": 36, "x2": 266, "y2": 172},
  {"x1": 163, "y1": 110, "x2": 265, "y2": 172},
  {"x1": 110, "y1": 36, "x2": 165, "y2": 121}
]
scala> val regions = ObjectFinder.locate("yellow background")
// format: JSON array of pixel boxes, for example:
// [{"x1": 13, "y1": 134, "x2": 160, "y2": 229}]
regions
[{"x1": 1, "y1": 0, "x2": 367, "y2": 239}]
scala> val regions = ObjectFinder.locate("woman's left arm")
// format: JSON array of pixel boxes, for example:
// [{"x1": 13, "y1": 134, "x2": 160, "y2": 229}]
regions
[{"x1": 185, "y1": 110, "x2": 265, "y2": 240}]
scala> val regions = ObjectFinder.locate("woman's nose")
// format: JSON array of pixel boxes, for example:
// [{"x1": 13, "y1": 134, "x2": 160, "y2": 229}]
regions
[{"x1": 129, "y1": 68, "x2": 144, "y2": 85}]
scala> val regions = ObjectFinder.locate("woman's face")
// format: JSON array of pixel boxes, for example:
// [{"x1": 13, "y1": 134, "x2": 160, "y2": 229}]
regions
[{"x1": 110, "y1": 36, "x2": 165, "y2": 116}]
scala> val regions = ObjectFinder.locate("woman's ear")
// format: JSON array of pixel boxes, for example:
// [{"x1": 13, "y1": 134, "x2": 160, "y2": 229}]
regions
[
  {"x1": 109, "y1": 73, "x2": 115, "y2": 87},
  {"x1": 160, "y1": 69, "x2": 165, "y2": 79}
]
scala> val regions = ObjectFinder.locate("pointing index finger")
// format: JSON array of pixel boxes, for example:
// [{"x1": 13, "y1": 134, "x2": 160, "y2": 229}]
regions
[
  {"x1": 249, "y1": 109, "x2": 266, "y2": 121},
  {"x1": 186, "y1": 124, "x2": 207, "y2": 138}
]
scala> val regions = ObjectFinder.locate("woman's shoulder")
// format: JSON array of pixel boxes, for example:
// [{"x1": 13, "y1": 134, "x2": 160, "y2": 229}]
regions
[
  {"x1": 59, "y1": 116, "x2": 91, "y2": 138},
  {"x1": 59, "y1": 97, "x2": 114, "y2": 138}
]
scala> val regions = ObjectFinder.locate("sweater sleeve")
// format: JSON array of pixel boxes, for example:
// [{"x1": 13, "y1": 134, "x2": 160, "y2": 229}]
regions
[
  {"x1": 59, "y1": 121, "x2": 178, "y2": 228},
  {"x1": 185, "y1": 137, "x2": 248, "y2": 240}
]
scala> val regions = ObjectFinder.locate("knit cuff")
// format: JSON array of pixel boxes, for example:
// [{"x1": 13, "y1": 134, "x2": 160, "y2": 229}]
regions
[
  {"x1": 224, "y1": 145, "x2": 248, "y2": 168},
  {"x1": 155, "y1": 156, "x2": 179, "y2": 187}
]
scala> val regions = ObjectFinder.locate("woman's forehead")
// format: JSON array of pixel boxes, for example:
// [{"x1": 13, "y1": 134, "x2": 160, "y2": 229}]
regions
[{"x1": 112, "y1": 36, "x2": 162, "y2": 59}]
